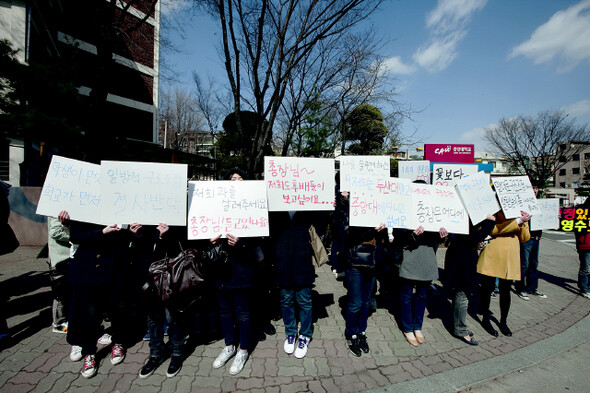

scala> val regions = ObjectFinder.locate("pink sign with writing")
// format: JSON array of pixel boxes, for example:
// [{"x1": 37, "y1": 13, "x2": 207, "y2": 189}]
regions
[
  {"x1": 265, "y1": 157, "x2": 335, "y2": 211},
  {"x1": 424, "y1": 144, "x2": 474, "y2": 163}
]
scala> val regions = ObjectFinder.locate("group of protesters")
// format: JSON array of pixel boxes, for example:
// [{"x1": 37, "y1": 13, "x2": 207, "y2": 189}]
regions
[{"x1": 34, "y1": 170, "x2": 590, "y2": 381}]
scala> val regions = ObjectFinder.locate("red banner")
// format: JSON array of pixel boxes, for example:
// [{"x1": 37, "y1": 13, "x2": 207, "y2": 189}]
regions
[{"x1": 424, "y1": 144, "x2": 474, "y2": 163}]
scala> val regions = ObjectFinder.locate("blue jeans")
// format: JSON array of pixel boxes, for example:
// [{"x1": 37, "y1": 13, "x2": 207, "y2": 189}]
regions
[
  {"x1": 578, "y1": 250, "x2": 590, "y2": 294},
  {"x1": 517, "y1": 238, "x2": 539, "y2": 293},
  {"x1": 344, "y1": 268, "x2": 375, "y2": 337},
  {"x1": 399, "y1": 280, "x2": 429, "y2": 333},
  {"x1": 216, "y1": 288, "x2": 251, "y2": 351},
  {"x1": 147, "y1": 303, "x2": 184, "y2": 358},
  {"x1": 280, "y1": 287, "x2": 312, "y2": 338}
]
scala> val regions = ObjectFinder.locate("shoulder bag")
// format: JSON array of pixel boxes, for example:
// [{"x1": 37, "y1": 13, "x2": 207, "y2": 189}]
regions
[
  {"x1": 148, "y1": 247, "x2": 209, "y2": 313},
  {"x1": 309, "y1": 225, "x2": 329, "y2": 267}
]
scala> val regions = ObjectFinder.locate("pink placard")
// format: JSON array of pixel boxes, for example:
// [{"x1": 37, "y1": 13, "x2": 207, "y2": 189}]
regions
[{"x1": 424, "y1": 144, "x2": 474, "y2": 163}]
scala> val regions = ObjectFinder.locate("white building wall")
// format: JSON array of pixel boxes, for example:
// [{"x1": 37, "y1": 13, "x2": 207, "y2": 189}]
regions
[{"x1": 0, "y1": 1, "x2": 27, "y2": 62}]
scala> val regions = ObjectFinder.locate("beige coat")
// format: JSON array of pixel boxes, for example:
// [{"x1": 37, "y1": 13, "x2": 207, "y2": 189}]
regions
[{"x1": 477, "y1": 213, "x2": 530, "y2": 280}]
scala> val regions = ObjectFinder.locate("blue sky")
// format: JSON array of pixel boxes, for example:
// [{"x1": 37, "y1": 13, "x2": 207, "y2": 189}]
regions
[{"x1": 162, "y1": 0, "x2": 590, "y2": 153}]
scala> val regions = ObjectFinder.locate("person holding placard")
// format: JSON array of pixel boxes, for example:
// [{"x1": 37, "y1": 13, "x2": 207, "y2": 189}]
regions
[
  {"x1": 444, "y1": 215, "x2": 496, "y2": 346},
  {"x1": 269, "y1": 210, "x2": 325, "y2": 359},
  {"x1": 574, "y1": 198, "x2": 590, "y2": 299},
  {"x1": 47, "y1": 211, "x2": 72, "y2": 334},
  {"x1": 209, "y1": 168, "x2": 262, "y2": 376},
  {"x1": 333, "y1": 188, "x2": 388, "y2": 356},
  {"x1": 67, "y1": 221, "x2": 140, "y2": 378},
  {"x1": 516, "y1": 183, "x2": 546, "y2": 300},
  {"x1": 477, "y1": 210, "x2": 531, "y2": 337},
  {"x1": 393, "y1": 224, "x2": 448, "y2": 347},
  {"x1": 138, "y1": 224, "x2": 187, "y2": 379}
]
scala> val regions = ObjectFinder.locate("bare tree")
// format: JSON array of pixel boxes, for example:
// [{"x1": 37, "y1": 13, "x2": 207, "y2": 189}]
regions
[
  {"x1": 159, "y1": 86, "x2": 204, "y2": 150},
  {"x1": 484, "y1": 110, "x2": 590, "y2": 186},
  {"x1": 192, "y1": 73, "x2": 228, "y2": 137},
  {"x1": 197, "y1": 0, "x2": 384, "y2": 175}
]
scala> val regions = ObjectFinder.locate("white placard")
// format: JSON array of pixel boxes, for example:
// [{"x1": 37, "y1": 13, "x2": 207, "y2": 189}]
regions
[
  {"x1": 531, "y1": 198, "x2": 560, "y2": 231},
  {"x1": 339, "y1": 155, "x2": 390, "y2": 192},
  {"x1": 187, "y1": 180, "x2": 269, "y2": 240},
  {"x1": 349, "y1": 177, "x2": 412, "y2": 229},
  {"x1": 265, "y1": 157, "x2": 335, "y2": 211},
  {"x1": 492, "y1": 176, "x2": 541, "y2": 219},
  {"x1": 36, "y1": 155, "x2": 103, "y2": 224},
  {"x1": 455, "y1": 171, "x2": 501, "y2": 225},
  {"x1": 100, "y1": 161, "x2": 188, "y2": 225},
  {"x1": 432, "y1": 163, "x2": 479, "y2": 187},
  {"x1": 398, "y1": 160, "x2": 430, "y2": 183},
  {"x1": 411, "y1": 183, "x2": 469, "y2": 234}
]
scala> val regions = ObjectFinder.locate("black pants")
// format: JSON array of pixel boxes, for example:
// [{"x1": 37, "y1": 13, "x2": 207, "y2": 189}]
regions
[
  {"x1": 67, "y1": 279, "x2": 131, "y2": 356},
  {"x1": 479, "y1": 275, "x2": 511, "y2": 323}
]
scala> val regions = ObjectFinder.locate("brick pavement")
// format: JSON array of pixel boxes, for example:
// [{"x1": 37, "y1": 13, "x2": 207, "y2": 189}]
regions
[{"x1": 0, "y1": 238, "x2": 588, "y2": 393}]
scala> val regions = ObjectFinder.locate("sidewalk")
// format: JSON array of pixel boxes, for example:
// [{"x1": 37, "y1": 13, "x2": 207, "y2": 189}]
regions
[{"x1": 0, "y1": 238, "x2": 588, "y2": 393}]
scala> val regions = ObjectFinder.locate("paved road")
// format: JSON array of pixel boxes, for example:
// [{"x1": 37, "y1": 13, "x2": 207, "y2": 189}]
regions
[{"x1": 0, "y1": 238, "x2": 588, "y2": 393}]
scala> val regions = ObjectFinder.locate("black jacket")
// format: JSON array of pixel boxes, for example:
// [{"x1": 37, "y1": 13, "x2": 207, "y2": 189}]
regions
[
  {"x1": 269, "y1": 211, "x2": 322, "y2": 287},
  {"x1": 444, "y1": 219, "x2": 496, "y2": 291},
  {"x1": 68, "y1": 222, "x2": 133, "y2": 285}
]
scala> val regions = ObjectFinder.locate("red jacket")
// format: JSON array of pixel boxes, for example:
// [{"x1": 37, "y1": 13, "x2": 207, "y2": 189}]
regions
[{"x1": 575, "y1": 231, "x2": 590, "y2": 251}]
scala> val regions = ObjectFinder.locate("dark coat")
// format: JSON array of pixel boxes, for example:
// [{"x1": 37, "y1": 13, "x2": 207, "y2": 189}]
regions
[
  {"x1": 209, "y1": 237, "x2": 261, "y2": 291},
  {"x1": 444, "y1": 219, "x2": 496, "y2": 292},
  {"x1": 269, "y1": 211, "x2": 320, "y2": 288},
  {"x1": 68, "y1": 222, "x2": 132, "y2": 285}
]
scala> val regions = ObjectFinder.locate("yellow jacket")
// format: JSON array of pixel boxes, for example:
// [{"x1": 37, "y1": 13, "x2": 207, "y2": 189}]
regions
[{"x1": 477, "y1": 212, "x2": 530, "y2": 280}]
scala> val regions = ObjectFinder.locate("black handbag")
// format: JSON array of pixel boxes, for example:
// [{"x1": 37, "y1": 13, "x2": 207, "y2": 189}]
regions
[
  {"x1": 148, "y1": 247, "x2": 209, "y2": 313},
  {"x1": 349, "y1": 244, "x2": 376, "y2": 269}
]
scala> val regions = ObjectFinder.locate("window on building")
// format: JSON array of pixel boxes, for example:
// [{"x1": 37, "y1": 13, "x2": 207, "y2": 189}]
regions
[
  {"x1": 584, "y1": 152, "x2": 590, "y2": 160},
  {"x1": 559, "y1": 156, "x2": 567, "y2": 162},
  {"x1": 573, "y1": 168, "x2": 580, "y2": 174},
  {"x1": 560, "y1": 182, "x2": 566, "y2": 188},
  {"x1": 560, "y1": 144, "x2": 567, "y2": 151},
  {"x1": 573, "y1": 154, "x2": 580, "y2": 161},
  {"x1": 559, "y1": 169, "x2": 566, "y2": 175}
]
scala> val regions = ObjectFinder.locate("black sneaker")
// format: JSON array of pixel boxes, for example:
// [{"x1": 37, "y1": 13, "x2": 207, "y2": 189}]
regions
[
  {"x1": 347, "y1": 335, "x2": 362, "y2": 357},
  {"x1": 358, "y1": 333, "x2": 370, "y2": 353},
  {"x1": 166, "y1": 355, "x2": 183, "y2": 377},
  {"x1": 139, "y1": 357, "x2": 161, "y2": 378}
]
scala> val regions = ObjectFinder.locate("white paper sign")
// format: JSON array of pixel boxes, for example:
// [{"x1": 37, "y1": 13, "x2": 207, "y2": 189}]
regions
[
  {"x1": 339, "y1": 155, "x2": 390, "y2": 192},
  {"x1": 349, "y1": 177, "x2": 412, "y2": 229},
  {"x1": 265, "y1": 157, "x2": 335, "y2": 211},
  {"x1": 492, "y1": 176, "x2": 541, "y2": 219},
  {"x1": 531, "y1": 198, "x2": 560, "y2": 231},
  {"x1": 398, "y1": 160, "x2": 431, "y2": 183},
  {"x1": 100, "y1": 161, "x2": 188, "y2": 225},
  {"x1": 455, "y1": 171, "x2": 501, "y2": 225},
  {"x1": 411, "y1": 183, "x2": 469, "y2": 234},
  {"x1": 187, "y1": 180, "x2": 269, "y2": 240},
  {"x1": 432, "y1": 163, "x2": 479, "y2": 187},
  {"x1": 36, "y1": 155, "x2": 103, "y2": 224}
]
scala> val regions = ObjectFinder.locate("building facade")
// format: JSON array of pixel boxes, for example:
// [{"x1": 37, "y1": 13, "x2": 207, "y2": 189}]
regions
[
  {"x1": 0, "y1": 0, "x2": 161, "y2": 185},
  {"x1": 554, "y1": 141, "x2": 590, "y2": 189}
]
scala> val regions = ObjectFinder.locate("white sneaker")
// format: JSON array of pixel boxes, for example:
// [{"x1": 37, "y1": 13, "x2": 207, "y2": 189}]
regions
[
  {"x1": 212, "y1": 346, "x2": 236, "y2": 369},
  {"x1": 582, "y1": 292, "x2": 590, "y2": 299},
  {"x1": 97, "y1": 333, "x2": 112, "y2": 345},
  {"x1": 81, "y1": 354, "x2": 97, "y2": 378},
  {"x1": 294, "y1": 335, "x2": 309, "y2": 359},
  {"x1": 70, "y1": 345, "x2": 83, "y2": 362},
  {"x1": 52, "y1": 322, "x2": 68, "y2": 334},
  {"x1": 284, "y1": 335, "x2": 296, "y2": 354},
  {"x1": 229, "y1": 351, "x2": 248, "y2": 375},
  {"x1": 517, "y1": 292, "x2": 530, "y2": 301}
]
